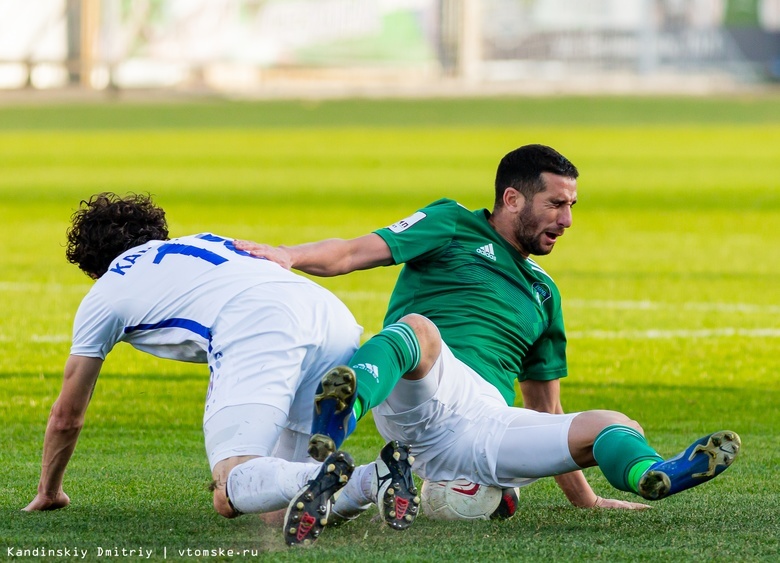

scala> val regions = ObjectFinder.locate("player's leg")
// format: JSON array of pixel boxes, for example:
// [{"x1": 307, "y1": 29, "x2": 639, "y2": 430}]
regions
[
  {"x1": 588, "y1": 422, "x2": 741, "y2": 500},
  {"x1": 309, "y1": 313, "x2": 440, "y2": 461},
  {"x1": 205, "y1": 404, "x2": 331, "y2": 516},
  {"x1": 496, "y1": 408, "x2": 740, "y2": 500},
  {"x1": 300, "y1": 308, "x2": 422, "y2": 530},
  {"x1": 211, "y1": 455, "x2": 259, "y2": 518}
]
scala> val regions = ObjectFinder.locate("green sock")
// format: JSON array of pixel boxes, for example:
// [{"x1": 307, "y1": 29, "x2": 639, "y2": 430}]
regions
[
  {"x1": 592, "y1": 425, "x2": 664, "y2": 494},
  {"x1": 352, "y1": 398, "x2": 363, "y2": 421},
  {"x1": 350, "y1": 322, "x2": 421, "y2": 413}
]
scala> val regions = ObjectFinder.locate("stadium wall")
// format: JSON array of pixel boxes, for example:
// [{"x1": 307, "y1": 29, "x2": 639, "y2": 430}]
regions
[{"x1": 0, "y1": 0, "x2": 778, "y2": 98}]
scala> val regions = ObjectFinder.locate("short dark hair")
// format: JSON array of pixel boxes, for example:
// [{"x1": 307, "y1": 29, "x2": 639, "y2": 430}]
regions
[
  {"x1": 494, "y1": 144, "x2": 579, "y2": 208},
  {"x1": 66, "y1": 192, "x2": 169, "y2": 278}
]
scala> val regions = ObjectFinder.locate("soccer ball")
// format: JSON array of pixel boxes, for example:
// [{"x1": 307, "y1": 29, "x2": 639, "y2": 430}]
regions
[{"x1": 420, "y1": 478, "x2": 519, "y2": 521}]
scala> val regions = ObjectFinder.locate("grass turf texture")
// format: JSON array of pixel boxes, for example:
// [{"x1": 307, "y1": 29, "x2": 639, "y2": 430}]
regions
[{"x1": 1, "y1": 96, "x2": 778, "y2": 561}]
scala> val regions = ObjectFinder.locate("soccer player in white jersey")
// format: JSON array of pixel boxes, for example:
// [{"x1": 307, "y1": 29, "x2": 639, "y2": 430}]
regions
[{"x1": 23, "y1": 193, "x2": 419, "y2": 547}]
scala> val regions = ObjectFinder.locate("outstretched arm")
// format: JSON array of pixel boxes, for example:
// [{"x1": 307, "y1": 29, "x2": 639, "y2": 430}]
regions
[
  {"x1": 235, "y1": 233, "x2": 393, "y2": 276},
  {"x1": 24, "y1": 355, "x2": 103, "y2": 512},
  {"x1": 519, "y1": 379, "x2": 649, "y2": 510}
]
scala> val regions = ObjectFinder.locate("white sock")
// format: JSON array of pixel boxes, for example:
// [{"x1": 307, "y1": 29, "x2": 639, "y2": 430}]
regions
[
  {"x1": 331, "y1": 462, "x2": 377, "y2": 518},
  {"x1": 227, "y1": 457, "x2": 320, "y2": 514}
]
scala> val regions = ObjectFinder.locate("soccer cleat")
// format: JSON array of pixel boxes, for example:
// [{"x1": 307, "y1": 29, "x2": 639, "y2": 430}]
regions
[
  {"x1": 373, "y1": 440, "x2": 420, "y2": 531},
  {"x1": 638, "y1": 430, "x2": 741, "y2": 501},
  {"x1": 283, "y1": 450, "x2": 355, "y2": 547},
  {"x1": 309, "y1": 366, "x2": 357, "y2": 462}
]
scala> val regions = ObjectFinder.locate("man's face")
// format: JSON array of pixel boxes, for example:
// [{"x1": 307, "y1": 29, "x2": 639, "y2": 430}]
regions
[{"x1": 512, "y1": 172, "x2": 577, "y2": 257}]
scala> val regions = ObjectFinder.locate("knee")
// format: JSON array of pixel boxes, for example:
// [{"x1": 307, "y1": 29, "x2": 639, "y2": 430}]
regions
[
  {"x1": 596, "y1": 410, "x2": 644, "y2": 436},
  {"x1": 573, "y1": 410, "x2": 645, "y2": 442},
  {"x1": 397, "y1": 314, "x2": 441, "y2": 376},
  {"x1": 398, "y1": 313, "x2": 440, "y2": 350}
]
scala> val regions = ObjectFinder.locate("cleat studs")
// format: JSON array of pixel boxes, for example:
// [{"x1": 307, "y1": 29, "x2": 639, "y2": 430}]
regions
[
  {"x1": 288, "y1": 527, "x2": 297, "y2": 534},
  {"x1": 327, "y1": 464, "x2": 336, "y2": 472},
  {"x1": 320, "y1": 518, "x2": 328, "y2": 526},
  {"x1": 339, "y1": 474, "x2": 349, "y2": 483},
  {"x1": 413, "y1": 496, "x2": 421, "y2": 504},
  {"x1": 405, "y1": 514, "x2": 413, "y2": 522},
  {"x1": 318, "y1": 505, "x2": 327, "y2": 514},
  {"x1": 303, "y1": 493, "x2": 313, "y2": 501},
  {"x1": 389, "y1": 510, "x2": 396, "y2": 518},
  {"x1": 292, "y1": 514, "x2": 300, "y2": 522},
  {"x1": 297, "y1": 501, "x2": 305, "y2": 509},
  {"x1": 393, "y1": 452, "x2": 401, "y2": 461},
  {"x1": 303, "y1": 539, "x2": 311, "y2": 546},
  {"x1": 312, "y1": 530, "x2": 320, "y2": 538},
  {"x1": 408, "y1": 455, "x2": 415, "y2": 464},
  {"x1": 387, "y1": 488, "x2": 395, "y2": 496}
]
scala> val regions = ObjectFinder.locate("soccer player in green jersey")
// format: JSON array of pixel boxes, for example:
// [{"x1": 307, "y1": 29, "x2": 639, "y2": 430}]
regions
[{"x1": 237, "y1": 144, "x2": 740, "y2": 525}]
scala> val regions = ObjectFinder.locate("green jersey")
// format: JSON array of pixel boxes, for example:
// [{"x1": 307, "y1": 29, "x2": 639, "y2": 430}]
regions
[{"x1": 374, "y1": 198, "x2": 567, "y2": 405}]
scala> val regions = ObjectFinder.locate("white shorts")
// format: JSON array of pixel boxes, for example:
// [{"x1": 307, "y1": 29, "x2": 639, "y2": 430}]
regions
[
  {"x1": 203, "y1": 404, "x2": 313, "y2": 469},
  {"x1": 202, "y1": 281, "x2": 361, "y2": 469},
  {"x1": 373, "y1": 341, "x2": 580, "y2": 488}
]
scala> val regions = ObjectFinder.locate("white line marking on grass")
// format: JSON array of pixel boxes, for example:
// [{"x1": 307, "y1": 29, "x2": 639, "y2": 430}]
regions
[
  {"x1": 0, "y1": 334, "x2": 70, "y2": 343},
  {"x1": 0, "y1": 282, "x2": 90, "y2": 293},
  {"x1": 340, "y1": 293, "x2": 780, "y2": 314},
  {"x1": 569, "y1": 328, "x2": 780, "y2": 340},
  {"x1": 567, "y1": 299, "x2": 780, "y2": 315}
]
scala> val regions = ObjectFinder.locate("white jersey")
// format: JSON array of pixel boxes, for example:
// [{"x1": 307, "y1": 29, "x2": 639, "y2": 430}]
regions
[{"x1": 71, "y1": 233, "x2": 323, "y2": 362}]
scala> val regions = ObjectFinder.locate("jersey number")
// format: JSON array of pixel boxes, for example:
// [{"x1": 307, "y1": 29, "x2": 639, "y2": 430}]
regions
[{"x1": 153, "y1": 234, "x2": 248, "y2": 266}]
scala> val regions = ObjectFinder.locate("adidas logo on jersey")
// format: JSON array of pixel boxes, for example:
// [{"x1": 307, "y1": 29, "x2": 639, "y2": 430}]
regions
[
  {"x1": 354, "y1": 363, "x2": 379, "y2": 381},
  {"x1": 476, "y1": 243, "x2": 496, "y2": 261}
]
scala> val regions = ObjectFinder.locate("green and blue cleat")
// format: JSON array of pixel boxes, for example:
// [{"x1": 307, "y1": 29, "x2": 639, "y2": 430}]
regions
[
  {"x1": 309, "y1": 366, "x2": 357, "y2": 462},
  {"x1": 638, "y1": 430, "x2": 741, "y2": 500}
]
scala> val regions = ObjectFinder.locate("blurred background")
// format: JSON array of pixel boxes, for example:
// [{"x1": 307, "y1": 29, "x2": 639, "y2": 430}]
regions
[{"x1": 1, "y1": 0, "x2": 779, "y2": 99}]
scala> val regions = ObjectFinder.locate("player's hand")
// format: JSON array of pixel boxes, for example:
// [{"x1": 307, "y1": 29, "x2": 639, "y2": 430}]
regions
[
  {"x1": 233, "y1": 240, "x2": 293, "y2": 270},
  {"x1": 591, "y1": 496, "x2": 651, "y2": 510},
  {"x1": 23, "y1": 491, "x2": 70, "y2": 512}
]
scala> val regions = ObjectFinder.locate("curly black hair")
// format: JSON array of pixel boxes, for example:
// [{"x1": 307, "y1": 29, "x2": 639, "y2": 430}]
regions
[{"x1": 66, "y1": 193, "x2": 169, "y2": 278}]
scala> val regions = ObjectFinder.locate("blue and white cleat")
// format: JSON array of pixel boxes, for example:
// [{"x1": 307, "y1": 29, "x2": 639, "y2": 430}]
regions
[
  {"x1": 308, "y1": 366, "x2": 357, "y2": 462},
  {"x1": 638, "y1": 430, "x2": 741, "y2": 500}
]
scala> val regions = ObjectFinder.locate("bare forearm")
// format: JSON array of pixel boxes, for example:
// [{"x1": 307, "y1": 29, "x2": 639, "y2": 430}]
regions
[
  {"x1": 554, "y1": 471, "x2": 599, "y2": 507},
  {"x1": 284, "y1": 234, "x2": 393, "y2": 276},
  {"x1": 37, "y1": 415, "x2": 83, "y2": 496},
  {"x1": 283, "y1": 239, "x2": 357, "y2": 276}
]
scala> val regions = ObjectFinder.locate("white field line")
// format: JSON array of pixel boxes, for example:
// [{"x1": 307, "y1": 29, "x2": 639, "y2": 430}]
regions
[
  {"x1": 567, "y1": 328, "x2": 780, "y2": 340},
  {"x1": 5, "y1": 328, "x2": 780, "y2": 344},
  {"x1": 0, "y1": 282, "x2": 90, "y2": 293},
  {"x1": 3, "y1": 288, "x2": 778, "y2": 342},
  {"x1": 565, "y1": 299, "x2": 780, "y2": 315},
  {"x1": 0, "y1": 334, "x2": 71, "y2": 343},
  {"x1": 340, "y1": 292, "x2": 780, "y2": 315},
  {"x1": 4, "y1": 284, "x2": 779, "y2": 316}
]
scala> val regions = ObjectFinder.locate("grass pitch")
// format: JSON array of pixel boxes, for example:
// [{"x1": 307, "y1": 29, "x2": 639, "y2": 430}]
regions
[{"x1": 1, "y1": 95, "x2": 779, "y2": 561}]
